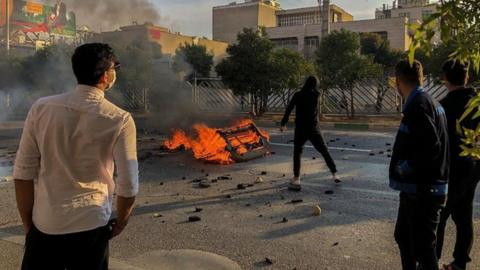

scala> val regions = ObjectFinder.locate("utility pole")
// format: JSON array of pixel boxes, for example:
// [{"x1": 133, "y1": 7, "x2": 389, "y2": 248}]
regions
[
  {"x1": 5, "y1": 0, "x2": 10, "y2": 55},
  {"x1": 318, "y1": 0, "x2": 330, "y2": 39}
]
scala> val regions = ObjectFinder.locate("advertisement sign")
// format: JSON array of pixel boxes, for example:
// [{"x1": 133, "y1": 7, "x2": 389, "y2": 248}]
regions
[{"x1": 1, "y1": 0, "x2": 76, "y2": 37}]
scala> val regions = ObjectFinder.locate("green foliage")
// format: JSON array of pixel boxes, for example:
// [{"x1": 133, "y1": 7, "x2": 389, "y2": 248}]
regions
[
  {"x1": 316, "y1": 29, "x2": 382, "y2": 117},
  {"x1": 360, "y1": 32, "x2": 404, "y2": 70},
  {"x1": 21, "y1": 45, "x2": 76, "y2": 95},
  {"x1": 113, "y1": 41, "x2": 154, "y2": 92},
  {"x1": 216, "y1": 28, "x2": 312, "y2": 116},
  {"x1": 409, "y1": 0, "x2": 480, "y2": 159},
  {"x1": 173, "y1": 43, "x2": 214, "y2": 78},
  {"x1": 271, "y1": 48, "x2": 315, "y2": 90}
]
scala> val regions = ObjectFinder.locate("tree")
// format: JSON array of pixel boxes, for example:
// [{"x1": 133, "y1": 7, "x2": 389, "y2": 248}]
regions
[
  {"x1": 271, "y1": 48, "x2": 315, "y2": 106},
  {"x1": 409, "y1": 0, "x2": 480, "y2": 159},
  {"x1": 173, "y1": 43, "x2": 214, "y2": 79},
  {"x1": 360, "y1": 33, "x2": 404, "y2": 113},
  {"x1": 216, "y1": 28, "x2": 312, "y2": 116},
  {"x1": 111, "y1": 41, "x2": 162, "y2": 112},
  {"x1": 316, "y1": 29, "x2": 382, "y2": 118},
  {"x1": 21, "y1": 44, "x2": 76, "y2": 95}
]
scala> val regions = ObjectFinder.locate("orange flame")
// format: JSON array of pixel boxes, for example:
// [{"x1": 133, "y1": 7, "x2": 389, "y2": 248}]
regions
[{"x1": 162, "y1": 119, "x2": 269, "y2": 164}]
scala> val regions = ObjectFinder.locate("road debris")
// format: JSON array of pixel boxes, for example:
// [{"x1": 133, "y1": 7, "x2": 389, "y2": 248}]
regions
[
  {"x1": 312, "y1": 205, "x2": 322, "y2": 216},
  {"x1": 237, "y1": 184, "x2": 247, "y2": 190},
  {"x1": 291, "y1": 199, "x2": 303, "y2": 204},
  {"x1": 188, "y1": 216, "x2": 202, "y2": 222}
]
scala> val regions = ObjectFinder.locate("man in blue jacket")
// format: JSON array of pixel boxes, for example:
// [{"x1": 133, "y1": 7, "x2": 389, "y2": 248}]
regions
[{"x1": 390, "y1": 60, "x2": 449, "y2": 270}]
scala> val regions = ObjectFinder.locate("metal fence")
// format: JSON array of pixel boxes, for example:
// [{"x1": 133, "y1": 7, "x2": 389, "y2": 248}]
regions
[{"x1": 191, "y1": 77, "x2": 449, "y2": 116}]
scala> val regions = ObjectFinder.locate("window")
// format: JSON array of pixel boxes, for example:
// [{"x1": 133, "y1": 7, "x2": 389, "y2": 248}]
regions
[
  {"x1": 271, "y1": 38, "x2": 298, "y2": 51},
  {"x1": 399, "y1": 12, "x2": 410, "y2": 18},
  {"x1": 422, "y1": 10, "x2": 434, "y2": 20}
]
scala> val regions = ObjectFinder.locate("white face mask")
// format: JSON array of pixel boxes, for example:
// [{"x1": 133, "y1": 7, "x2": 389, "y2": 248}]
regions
[{"x1": 105, "y1": 69, "x2": 117, "y2": 91}]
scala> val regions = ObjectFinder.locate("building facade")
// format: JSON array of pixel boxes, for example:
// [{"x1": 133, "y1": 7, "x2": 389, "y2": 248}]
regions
[
  {"x1": 213, "y1": 0, "x2": 439, "y2": 59},
  {"x1": 212, "y1": 0, "x2": 280, "y2": 45},
  {"x1": 90, "y1": 23, "x2": 228, "y2": 62},
  {"x1": 375, "y1": 0, "x2": 437, "y2": 23}
]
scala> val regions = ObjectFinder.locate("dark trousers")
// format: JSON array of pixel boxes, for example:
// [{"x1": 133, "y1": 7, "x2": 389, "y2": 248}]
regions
[
  {"x1": 22, "y1": 224, "x2": 111, "y2": 270},
  {"x1": 436, "y1": 165, "x2": 480, "y2": 269},
  {"x1": 395, "y1": 192, "x2": 446, "y2": 270},
  {"x1": 293, "y1": 127, "x2": 337, "y2": 177}
]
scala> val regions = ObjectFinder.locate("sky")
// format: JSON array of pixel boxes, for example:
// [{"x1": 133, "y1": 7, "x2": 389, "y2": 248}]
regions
[{"x1": 152, "y1": 0, "x2": 396, "y2": 38}]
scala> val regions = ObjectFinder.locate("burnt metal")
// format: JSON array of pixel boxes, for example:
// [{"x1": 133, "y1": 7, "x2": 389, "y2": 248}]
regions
[{"x1": 217, "y1": 122, "x2": 270, "y2": 162}]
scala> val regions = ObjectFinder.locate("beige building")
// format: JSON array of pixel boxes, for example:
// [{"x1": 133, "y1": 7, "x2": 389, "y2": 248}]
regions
[
  {"x1": 376, "y1": 0, "x2": 437, "y2": 23},
  {"x1": 212, "y1": 0, "x2": 440, "y2": 59},
  {"x1": 213, "y1": 0, "x2": 280, "y2": 44},
  {"x1": 91, "y1": 23, "x2": 228, "y2": 62}
]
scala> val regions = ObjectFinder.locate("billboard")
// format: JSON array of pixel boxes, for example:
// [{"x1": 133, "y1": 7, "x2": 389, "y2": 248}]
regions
[{"x1": 0, "y1": 0, "x2": 76, "y2": 37}]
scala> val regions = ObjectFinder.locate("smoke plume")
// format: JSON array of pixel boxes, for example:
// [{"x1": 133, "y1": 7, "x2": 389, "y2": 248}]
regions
[{"x1": 46, "y1": 0, "x2": 163, "y2": 31}]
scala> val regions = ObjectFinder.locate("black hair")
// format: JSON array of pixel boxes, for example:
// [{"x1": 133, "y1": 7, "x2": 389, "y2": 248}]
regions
[
  {"x1": 395, "y1": 60, "x2": 424, "y2": 87},
  {"x1": 71, "y1": 43, "x2": 118, "y2": 86},
  {"x1": 302, "y1": 76, "x2": 317, "y2": 91},
  {"x1": 442, "y1": 60, "x2": 469, "y2": 86}
]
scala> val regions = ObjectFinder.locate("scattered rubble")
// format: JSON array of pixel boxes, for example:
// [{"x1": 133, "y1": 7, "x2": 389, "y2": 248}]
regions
[
  {"x1": 264, "y1": 258, "x2": 274, "y2": 265},
  {"x1": 312, "y1": 205, "x2": 322, "y2": 216},
  {"x1": 325, "y1": 190, "x2": 334, "y2": 195},
  {"x1": 3, "y1": 176, "x2": 13, "y2": 182},
  {"x1": 192, "y1": 177, "x2": 207, "y2": 183},
  {"x1": 218, "y1": 175, "x2": 232, "y2": 180},
  {"x1": 153, "y1": 213, "x2": 162, "y2": 218},
  {"x1": 282, "y1": 217, "x2": 288, "y2": 223},
  {"x1": 255, "y1": 177, "x2": 264, "y2": 184},
  {"x1": 312, "y1": 157, "x2": 317, "y2": 160},
  {"x1": 237, "y1": 184, "x2": 247, "y2": 190},
  {"x1": 188, "y1": 216, "x2": 202, "y2": 222},
  {"x1": 199, "y1": 182, "x2": 211, "y2": 189},
  {"x1": 291, "y1": 199, "x2": 303, "y2": 204},
  {"x1": 194, "y1": 207, "x2": 203, "y2": 213},
  {"x1": 260, "y1": 171, "x2": 267, "y2": 175},
  {"x1": 334, "y1": 179, "x2": 342, "y2": 184}
]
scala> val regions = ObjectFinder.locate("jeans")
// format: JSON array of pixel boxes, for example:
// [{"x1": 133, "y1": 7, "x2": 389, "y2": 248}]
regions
[
  {"x1": 436, "y1": 164, "x2": 480, "y2": 269},
  {"x1": 293, "y1": 127, "x2": 337, "y2": 177},
  {"x1": 395, "y1": 192, "x2": 446, "y2": 270},
  {"x1": 22, "y1": 222, "x2": 112, "y2": 270}
]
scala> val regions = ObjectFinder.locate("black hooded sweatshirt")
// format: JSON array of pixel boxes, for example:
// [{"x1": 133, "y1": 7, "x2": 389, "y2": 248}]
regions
[{"x1": 281, "y1": 88, "x2": 321, "y2": 131}]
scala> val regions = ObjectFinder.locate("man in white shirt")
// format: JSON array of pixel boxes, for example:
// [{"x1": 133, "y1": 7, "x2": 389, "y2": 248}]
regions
[{"x1": 14, "y1": 43, "x2": 139, "y2": 270}]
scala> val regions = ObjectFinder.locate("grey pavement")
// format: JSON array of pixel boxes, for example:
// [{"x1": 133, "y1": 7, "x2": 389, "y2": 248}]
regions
[{"x1": 0, "y1": 126, "x2": 479, "y2": 269}]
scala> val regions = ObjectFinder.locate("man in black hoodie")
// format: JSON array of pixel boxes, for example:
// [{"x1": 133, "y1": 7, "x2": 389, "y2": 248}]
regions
[
  {"x1": 390, "y1": 60, "x2": 449, "y2": 270},
  {"x1": 436, "y1": 60, "x2": 480, "y2": 270},
  {"x1": 280, "y1": 76, "x2": 339, "y2": 191}
]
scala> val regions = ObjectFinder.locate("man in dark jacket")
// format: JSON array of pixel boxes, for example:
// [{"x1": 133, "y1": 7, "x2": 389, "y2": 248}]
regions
[
  {"x1": 435, "y1": 60, "x2": 480, "y2": 270},
  {"x1": 280, "y1": 76, "x2": 339, "y2": 191},
  {"x1": 390, "y1": 60, "x2": 449, "y2": 270}
]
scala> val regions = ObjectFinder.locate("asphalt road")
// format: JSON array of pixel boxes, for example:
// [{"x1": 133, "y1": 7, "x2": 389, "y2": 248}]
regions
[{"x1": 1, "y1": 127, "x2": 480, "y2": 270}]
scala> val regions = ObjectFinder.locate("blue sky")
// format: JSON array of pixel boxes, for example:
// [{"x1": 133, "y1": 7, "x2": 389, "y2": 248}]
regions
[{"x1": 152, "y1": 0, "x2": 395, "y2": 38}]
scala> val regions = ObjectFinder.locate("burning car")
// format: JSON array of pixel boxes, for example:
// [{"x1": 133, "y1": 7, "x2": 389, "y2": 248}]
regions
[{"x1": 162, "y1": 119, "x2": 270, "y2": 164}]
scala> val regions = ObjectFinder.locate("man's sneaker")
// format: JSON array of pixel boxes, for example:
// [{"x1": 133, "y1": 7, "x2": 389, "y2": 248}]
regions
[{"x1": 288, "y1": 177, "x2": 301, "y2": 191}]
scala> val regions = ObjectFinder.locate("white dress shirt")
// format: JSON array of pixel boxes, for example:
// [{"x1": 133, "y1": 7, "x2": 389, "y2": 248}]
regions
[{"x1": 14, "y1": 85, "x2": 139, "y2": 235}]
